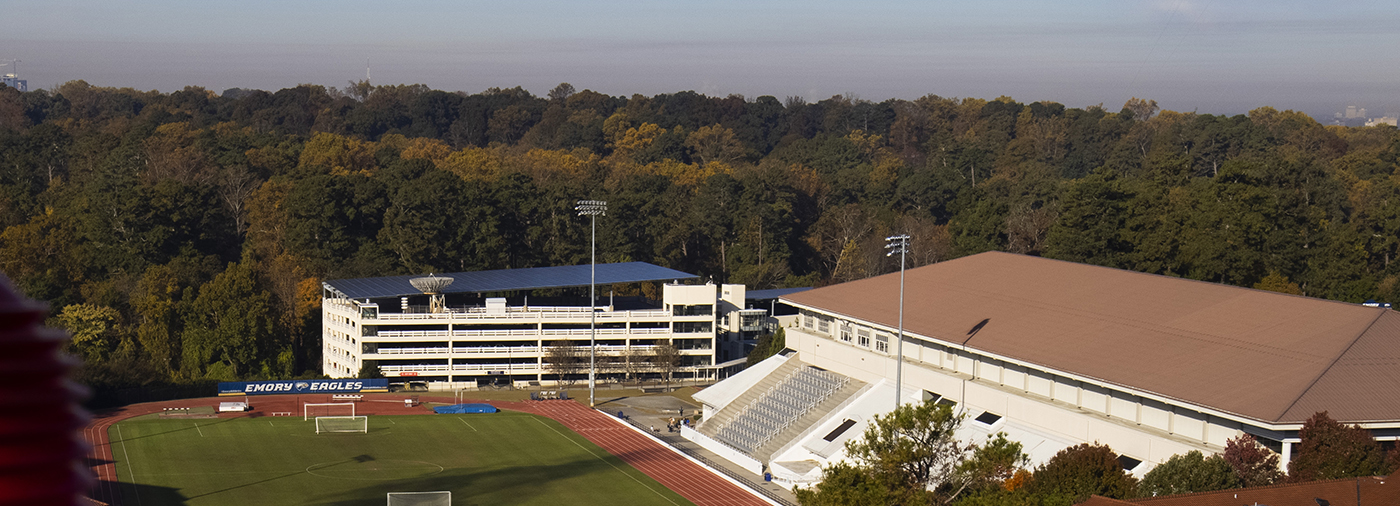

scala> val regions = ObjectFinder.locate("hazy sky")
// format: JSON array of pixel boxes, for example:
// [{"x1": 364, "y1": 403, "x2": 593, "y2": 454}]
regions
[{"x1": 2, "y1": 0, "x2": 1396, "y2": 120}]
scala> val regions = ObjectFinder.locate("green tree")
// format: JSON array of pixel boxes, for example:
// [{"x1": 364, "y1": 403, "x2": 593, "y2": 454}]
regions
[
  {"x1": 1287, "y1": 411, "x2": 1391, "y2": 482},
  {"x1": 746, "y1": 327, "x2": 786, "y2": 366},
  {"x1": 955, "y1": 432, "x2": 1030, "y2": 496},
  {"x1": 1252, "y1": 271, "x2": 1303, "y2": 295},
  {"x1": 1043, "y1": 167, "x2": 1133, "y2": 268},
  {"x1": 1138, "y1": 450, "x2": 1238, "y2": 497},
  {"x1": 131, "y1": 264, "x2": 185, "y2": 378},
  {"x1": 686, "y1": 124, "x2": 747, "y2": 167},
  {"x1": 180, "y1": 262, "x2": 275, "y2": 379},
  {"x1": 357, "y1": 361, "x2": 384, "y2": 379},
  {"x1": 1028, "y1": 443, "x2": 1137, "y2": 503},
  {"x1": 797, "y1": 400, "x2": 969, "y2": 505},
  {"x1": 54, "y1": 303, "x2": 122, "y2": 363},
  {"x1": 379, "y1": 168, "x2": 476, "y2": 272},
  {"x1": 797, "y1": 462, "x2": 912, "y2": 506}
]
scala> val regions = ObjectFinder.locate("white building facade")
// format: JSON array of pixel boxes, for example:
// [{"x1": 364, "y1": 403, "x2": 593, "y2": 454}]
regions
[
  {"x1": 321, "y1": 263, "x2": 757, "y2": 387},
  {"x1": 689, "y1": 252, "x2": 1400, "y2": 482}
]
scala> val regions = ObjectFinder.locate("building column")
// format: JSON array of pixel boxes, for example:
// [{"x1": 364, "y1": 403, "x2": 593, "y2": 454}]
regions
[{"x1": 1281, "y1": 441, "x2": 1292, "y2": 469}]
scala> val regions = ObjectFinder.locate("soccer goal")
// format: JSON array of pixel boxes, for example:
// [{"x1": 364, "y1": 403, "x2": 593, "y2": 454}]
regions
[
  {"x1": 304, "y1": 402, "x2": 355, "y2": 421},
  {"x1": 315, "y1": 416, "x2": 368, "y2": 434},
  {"x1": 387, "y1": 491, "x2": 451, "y2": 505}
]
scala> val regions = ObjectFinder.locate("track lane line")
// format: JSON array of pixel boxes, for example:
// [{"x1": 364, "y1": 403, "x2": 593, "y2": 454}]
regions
[{"x1": 532, "y1": 417, "x2": 680, "y2": 506}]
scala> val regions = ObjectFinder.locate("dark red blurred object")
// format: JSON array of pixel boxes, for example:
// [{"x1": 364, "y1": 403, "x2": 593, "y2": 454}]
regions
[{"x1": 0, "y1": 275, "x2": 92, "y2": 506}]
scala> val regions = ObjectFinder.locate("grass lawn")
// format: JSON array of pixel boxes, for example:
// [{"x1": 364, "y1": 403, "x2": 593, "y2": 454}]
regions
[{"x1": 108, "y1": 412, "x2": 693, "y2": 506}]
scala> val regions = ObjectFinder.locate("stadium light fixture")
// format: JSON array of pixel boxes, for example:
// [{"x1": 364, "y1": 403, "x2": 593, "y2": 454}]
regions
[
  {"x1": 885, "y1": 234, "x2": 910, "y2": 411},
  {"x1": 576, "y1": 199, "x2": 607, "y2": 408}
]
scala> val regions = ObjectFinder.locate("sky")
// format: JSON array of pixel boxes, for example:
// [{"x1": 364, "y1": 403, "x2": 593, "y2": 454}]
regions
[{"x1": 1, "y1": 0, "x2": 1396, "y2": 120}]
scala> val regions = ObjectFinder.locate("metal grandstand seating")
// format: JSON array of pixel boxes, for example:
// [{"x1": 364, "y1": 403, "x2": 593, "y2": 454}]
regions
[{"x1": 712, "y1": 366, "x2": 850, "y2": 454}]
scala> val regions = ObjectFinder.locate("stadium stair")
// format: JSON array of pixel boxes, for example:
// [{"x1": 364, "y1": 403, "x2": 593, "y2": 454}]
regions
[
  {"x1": 750, "y1": 379, "x2": 865, "y2": 462},
  {"x1": 698, "y1": 359, "x2": 802, "y2": 435},
  {"x1": 698, "y1": 359, "x2": 865, "y2": 463}
]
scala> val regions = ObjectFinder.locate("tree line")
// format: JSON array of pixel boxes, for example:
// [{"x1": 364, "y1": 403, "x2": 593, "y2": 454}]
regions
[
  {"x1": 796, "y1": 401, "x2": 1400, "y2": 505},
  {"x1": 0, "y1": 81, "x2": 1397, "y2": 395}
]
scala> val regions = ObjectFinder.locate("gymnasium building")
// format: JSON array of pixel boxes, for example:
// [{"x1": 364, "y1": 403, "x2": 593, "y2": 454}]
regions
[
  {"x1": 686, "y1": 251, "x2": 1400, "y2": 483},
  {"x1": 321, "y1": 262, "x2": 778, "y2": 387}
]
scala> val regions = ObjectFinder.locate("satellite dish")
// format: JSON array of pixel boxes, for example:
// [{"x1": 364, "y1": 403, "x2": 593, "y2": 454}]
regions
[{"x1": 410, "y1": 274, "x2": 454, "y2": 294}]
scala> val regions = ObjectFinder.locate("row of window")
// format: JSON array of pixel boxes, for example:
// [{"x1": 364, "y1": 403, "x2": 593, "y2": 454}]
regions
[
  {"x1": 803, "y1": 312, "x2": 894, "y2": 355},
  {"x1": 801, "y1": 308, "x2": 1244, "y2": 451}
]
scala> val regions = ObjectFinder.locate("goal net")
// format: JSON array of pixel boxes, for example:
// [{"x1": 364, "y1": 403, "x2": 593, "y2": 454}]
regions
[
  {"x1": 315, "y1": 416, "x2": 368, "y2": 434},
  {"x1": 387, "y1": 491, "x2": 451, "y2": 506},
  {"x1": 304, "y1": 402, "x2": 355, "y2": 421}
]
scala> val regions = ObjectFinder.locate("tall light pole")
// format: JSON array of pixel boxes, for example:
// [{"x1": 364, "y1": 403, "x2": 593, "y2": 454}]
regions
[
  {"x1": 576, "y1": 199, "x2": 606, "y2": 408},
  {"x1": 885, "y1": 234, "x2": 910, "y2": 411}
]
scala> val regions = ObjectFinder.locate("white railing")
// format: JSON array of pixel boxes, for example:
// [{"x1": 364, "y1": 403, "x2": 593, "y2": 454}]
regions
[
  {"x1": 377, "y1": 330, "x2": 453, "y2": 338},
  {"x1": 368, "y1": 344, "x2": 688, "y2": 357},
  {"x1": 451, "y1": 363, "x2": 539, "y2": 372},
  {"x1": 372, "y1": 307, "x2": 673, "y2": 321},
  {"x1": 374, "y1": 327, "x2": 677, "y2": 339},
  {"x1": 368, "y1": 347, "x2": 450, "y2": 355},
  {"x1": 379, "y1": 364, "x2": 452, "y2": 372},
  {"x1": 325, "y1": 301, "x2": 360, "y2": 315},
  {"x1": 451, "y1": 346, "x2": 543, "y2": 354}
]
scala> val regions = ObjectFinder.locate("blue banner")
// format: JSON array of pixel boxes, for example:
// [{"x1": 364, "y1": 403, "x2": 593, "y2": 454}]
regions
[{"x1": 218, "y1": 379, "x2": 389, "y2": 396}]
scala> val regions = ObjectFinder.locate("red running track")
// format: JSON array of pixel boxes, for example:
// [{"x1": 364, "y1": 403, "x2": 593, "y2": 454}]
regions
[
  {"x1": 497, "y1": 399, "x2": 771, "y2": 506},
  {"x1": 83, "y1": 394, "x2": 770, "y2": 506}
]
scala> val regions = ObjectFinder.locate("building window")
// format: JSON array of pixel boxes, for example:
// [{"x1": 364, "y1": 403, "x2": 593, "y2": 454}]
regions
[
  {"x1": 875, "y1": 333, "x2": 889, "y2": 353},
  {"x1": 974, "y1": 411, "x2": 1002, "y2": 425},
  {"x1": 823, "y1": 419, "x2": 858, "y2": 442},
  {"x1": 673, "y1": 304, "x2": 713, "y2": 316},
  {"x1": 858, "y1": 333, "x2": 870, "y2": 348},
  {"x1": 803, "y1": 312, "x2": 814, "y2": 329},
  {"x1": 840, "y1": 326, "x2": 853, "y2": 343},
  {"x1": 817, "y1": 317, "x2": 830, "y2": 334},
  {"x1": 672, "y1": 321, "x2": 713, "y2": 333},
  {"x1": 1116, "y1": 455, "x2": 1142, "y2": 472}
]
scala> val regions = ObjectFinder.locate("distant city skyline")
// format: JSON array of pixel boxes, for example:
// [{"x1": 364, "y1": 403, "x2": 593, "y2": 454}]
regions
[{"x1": 2, "y1": 1, "x2": 1397, "y2": 121}]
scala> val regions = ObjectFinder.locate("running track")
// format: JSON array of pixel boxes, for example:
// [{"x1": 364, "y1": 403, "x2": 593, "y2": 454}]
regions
[{"x1": 83, "y1": 395, "x2": 770, "y2": 506}]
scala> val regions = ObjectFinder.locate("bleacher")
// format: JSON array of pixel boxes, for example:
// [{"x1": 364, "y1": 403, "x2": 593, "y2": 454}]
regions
[{"x1": 711, "y1": 366, "x2": 849, "y2": 454}]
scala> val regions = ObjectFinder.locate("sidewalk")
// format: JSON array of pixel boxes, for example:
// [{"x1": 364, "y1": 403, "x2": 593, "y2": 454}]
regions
[{"x1": 601, "y1": 400, "x2": 800, "y2": 506}]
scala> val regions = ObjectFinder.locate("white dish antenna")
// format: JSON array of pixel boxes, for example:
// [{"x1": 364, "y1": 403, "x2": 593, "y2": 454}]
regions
[{"x1": 410, "y1": 274, "x2": 454, "y2": 294}]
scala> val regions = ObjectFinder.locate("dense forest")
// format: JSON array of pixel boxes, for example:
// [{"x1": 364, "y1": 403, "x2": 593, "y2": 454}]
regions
[{"x1": 0, "y1": 80, "x2": 1397, "y2": 391}]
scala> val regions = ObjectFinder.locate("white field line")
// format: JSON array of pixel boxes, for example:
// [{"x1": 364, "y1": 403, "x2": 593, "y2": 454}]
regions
[
  {"x1": 117, "y1": 425, "x2": 143, "y2": 506},
  {"x1": 195, "y1": 423, "x2": 204, "y2": 437},
  {"x1": 532, "y1": 418, "x2": 678, "y2": 506},
  {"x1": 457, "y1": 418, "x2": 476, "y2": 431}
]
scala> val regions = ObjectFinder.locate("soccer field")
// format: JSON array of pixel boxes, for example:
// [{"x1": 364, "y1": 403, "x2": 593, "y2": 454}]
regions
[{"x1": 108, "y1": 411, "x2": 695, "y2": 506}]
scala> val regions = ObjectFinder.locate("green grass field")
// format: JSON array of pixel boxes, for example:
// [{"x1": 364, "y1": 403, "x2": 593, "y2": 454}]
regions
[{"x1": 108, "y1": 412, "x2": 694, "y2": 506}]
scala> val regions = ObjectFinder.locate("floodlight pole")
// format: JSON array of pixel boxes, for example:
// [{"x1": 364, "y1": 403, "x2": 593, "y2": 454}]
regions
[
  {"x1": 885, "y1": 234, "x2": 910, "y2": 411},
  {"x1": 576, "y1": 200, "x2": 607, "y2": 408}
]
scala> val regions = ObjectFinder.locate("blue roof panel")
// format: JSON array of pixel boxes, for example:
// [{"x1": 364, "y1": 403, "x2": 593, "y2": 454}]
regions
[
  {"x1": 748, "y1": 287, "x2": 813, "y2": 300},
  {"x1": 326, "y1": 262, "x2": 698, "y2": 299}
]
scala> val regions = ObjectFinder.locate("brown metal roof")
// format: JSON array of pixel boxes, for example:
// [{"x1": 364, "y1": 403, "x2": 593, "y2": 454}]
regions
[
  {"x1": 1120, "y1": 474, "x2": 1397, "y2": 506},
  {"x1": 783, "y1": 252, "x2": 1400, "y2": 424}
]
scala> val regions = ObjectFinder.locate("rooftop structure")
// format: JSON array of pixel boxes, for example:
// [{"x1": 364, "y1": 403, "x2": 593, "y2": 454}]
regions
[{"x1": 323, "y1": 261, "x2": 696, "y2": 299}]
